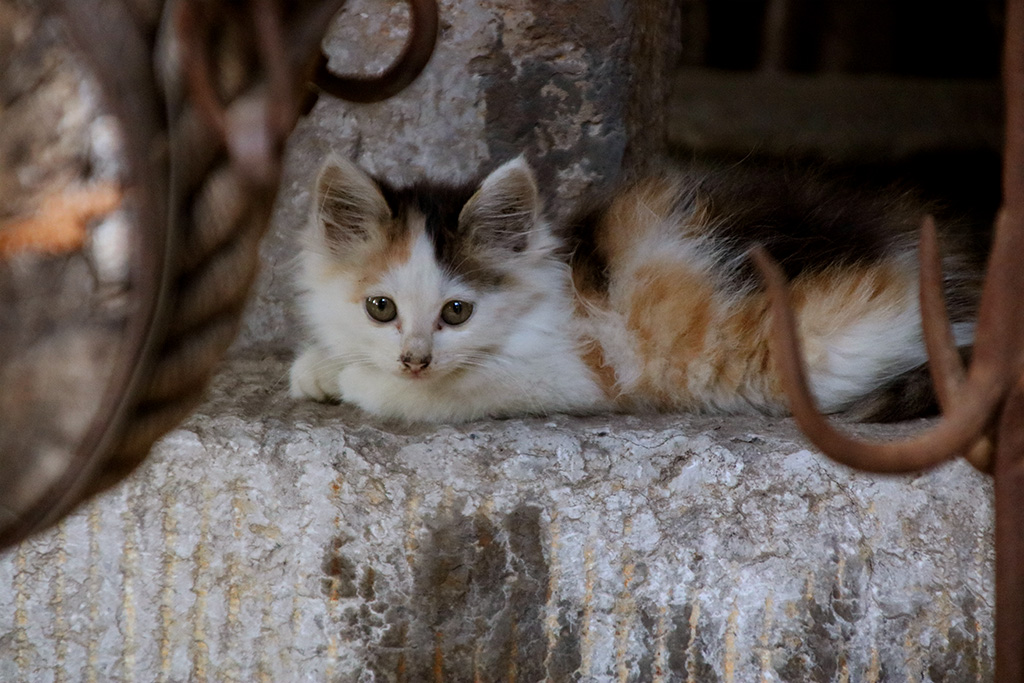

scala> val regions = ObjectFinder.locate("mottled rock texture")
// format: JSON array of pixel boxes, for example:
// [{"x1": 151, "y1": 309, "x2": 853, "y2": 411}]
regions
[{"x1": 0, "y1": 356, "x2": 995, "y2": 681}]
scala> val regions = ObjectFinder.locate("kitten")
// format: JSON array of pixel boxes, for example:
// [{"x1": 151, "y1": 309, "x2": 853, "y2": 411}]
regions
[{"x1": 289, "y1": 155, "x2": 981, "y2": 422}]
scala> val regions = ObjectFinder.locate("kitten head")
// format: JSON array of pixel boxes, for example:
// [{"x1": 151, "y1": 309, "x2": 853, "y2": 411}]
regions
[{"x1": 299, "y1": 156, "x2": 565, "y2": 389}]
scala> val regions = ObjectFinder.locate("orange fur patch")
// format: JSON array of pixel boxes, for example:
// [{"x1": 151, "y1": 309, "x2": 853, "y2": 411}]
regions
[
  {"x1": 320, "y1": 218, "x2": 417, "y2": 302},
  {"x1": 597, "y1": 177, "x2": 681, "y2": 269},
  {"x1": 624, "y1": 262, "x2": 716, "y2": 406},
  {"x1": 354, "y1": 222, "x2": 415, "y2": 286},
  {"x1": 617, "y1": 274, "x2": 785, "y2": 413},
  {"x1": 607, "y1": 258, "x2": 914, "y2": 414},
  {"x1": 709, "y1": 296, "x2": 781, "y2": 405}
]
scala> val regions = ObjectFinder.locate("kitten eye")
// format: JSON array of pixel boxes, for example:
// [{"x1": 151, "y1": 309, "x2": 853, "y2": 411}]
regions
[
  {"x1": 440, "y1": 300, "x2": 474, "y2": 326},
  {"x1": 366, "y1": 296, "x2": 398, "y2": 323}
]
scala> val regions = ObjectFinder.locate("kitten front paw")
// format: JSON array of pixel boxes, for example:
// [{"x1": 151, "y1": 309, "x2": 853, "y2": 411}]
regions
[{"x1": 289, "y1": 346, "x2": 342, "y2": 402}]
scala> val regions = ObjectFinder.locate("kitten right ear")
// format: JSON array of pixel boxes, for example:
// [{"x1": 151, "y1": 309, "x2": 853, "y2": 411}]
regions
[
  {"x1": 458, "y1": 156, "x2": 541, "y2": 254},
  {"x1": 313, "y1": 156, "x2": 390, "y2": 252}
]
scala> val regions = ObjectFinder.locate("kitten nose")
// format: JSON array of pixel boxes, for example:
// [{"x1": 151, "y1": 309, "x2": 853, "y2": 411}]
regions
[{"x1": 400, "y1": 353, "x2": 432, "y2": 372}]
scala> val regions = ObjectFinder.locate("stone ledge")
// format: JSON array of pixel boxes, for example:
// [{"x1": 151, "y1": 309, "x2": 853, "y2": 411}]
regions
[
  {"x1": 0, "y1": 354, "x2": 994, "y2": 681},
  {"x1": 667, "y1": 69, "x2": 1002, "y2": 160}
]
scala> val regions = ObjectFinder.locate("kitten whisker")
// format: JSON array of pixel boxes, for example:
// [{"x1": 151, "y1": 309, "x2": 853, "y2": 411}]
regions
[{"x1": 456, "y1": 354, "x2": 543, "y2": 403}]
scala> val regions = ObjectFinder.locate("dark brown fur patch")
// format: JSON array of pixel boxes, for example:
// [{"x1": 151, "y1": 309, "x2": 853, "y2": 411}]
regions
[
  {"x1": 565, "y1": 177, "x2": 684, "y2": 299},
  {"x1": 688, "y1": 162, "x2": 924, "y2": 284},
  {"x1": 375, "y1": 180, "x2": 512, "y2": 288},
  {"x1": 566, "y1": 206, "x2": 610, "y2": 298}
]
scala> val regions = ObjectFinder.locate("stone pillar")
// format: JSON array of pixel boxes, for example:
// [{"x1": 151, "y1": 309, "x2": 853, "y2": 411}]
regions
[{"x1": 239, "y1": 0, "x2": 681, "y2": 351}]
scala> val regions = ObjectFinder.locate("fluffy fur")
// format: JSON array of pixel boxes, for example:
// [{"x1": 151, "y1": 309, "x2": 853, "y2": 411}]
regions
[{"x1": 290, "y1": 156, "x2": 982, "y2": 422}]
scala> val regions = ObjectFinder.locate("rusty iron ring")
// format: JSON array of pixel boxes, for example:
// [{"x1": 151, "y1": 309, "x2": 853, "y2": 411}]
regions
[
  {"x1": 0, "y1": 0, "x2": 173, "y2": 549},
  {"x1": 312, "y1": 0, "x2": 439, "y2": 103},
  {"x1": 178, "y1": 0, "x2": 439, "y2": 166}
]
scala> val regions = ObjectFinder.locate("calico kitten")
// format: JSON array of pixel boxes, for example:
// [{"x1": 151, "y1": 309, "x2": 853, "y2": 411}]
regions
[{"x1": 289, "y1": 155, "x2": 981, "y2": 422}]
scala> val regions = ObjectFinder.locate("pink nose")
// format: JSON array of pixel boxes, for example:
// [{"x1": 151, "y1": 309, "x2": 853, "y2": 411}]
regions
[{"x1": 400, "y1": 354, "x2": 431, "y2": 372}]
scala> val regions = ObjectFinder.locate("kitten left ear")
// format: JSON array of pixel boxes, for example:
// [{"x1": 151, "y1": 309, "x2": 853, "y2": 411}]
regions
[
  {"x1": 313, "y1": 155, "x2": 391, "y2": 254},
  {"x1": 458, "y1": 156, "x2": 541, "y2": 253}
]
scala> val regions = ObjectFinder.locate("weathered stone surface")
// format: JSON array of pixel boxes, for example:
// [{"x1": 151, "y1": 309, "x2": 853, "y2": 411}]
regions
[{"x1": 0, "y1": 356, "x2": 995, "y2": 681}]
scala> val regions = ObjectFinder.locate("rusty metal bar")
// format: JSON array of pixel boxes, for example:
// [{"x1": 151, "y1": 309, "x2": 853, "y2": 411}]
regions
[
  {"x1": 917, "y1": 216, "x2": 968, "y2": 411},
  {"x1": 997, "y1": 373, "x2": 1024, "y2": 682},
  {"x1": 756, "y1": 0, "x2": 1024, "y2": 675},
  {"x1": 994, "y1": 0, "x2": 1024, "y2": 676}
]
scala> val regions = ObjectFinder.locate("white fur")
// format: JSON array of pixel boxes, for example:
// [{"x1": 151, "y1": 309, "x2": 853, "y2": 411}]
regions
[
  {"x1": 804, "y1": 286, "x2": 926, "y2": 412},
  {"x1": 293, "y1": 230, "x2": 605, "y2": 421},
  {"x1": 806, "y1": 272, "x2": 975, "y2": 413},
  {"x1": 291, "y1": 158, "x2": 606, "y2": 421},
  {"x1": 289, "y1": 343, "x2": 342, "y2": 401}
]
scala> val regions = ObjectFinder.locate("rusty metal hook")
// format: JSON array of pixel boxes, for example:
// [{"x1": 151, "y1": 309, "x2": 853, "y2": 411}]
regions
[
  {"x1": 917, "y1": 215, "x2": 997, "y2": 470},
  {"x1": 311, "y1": 0, "x2": 439, "y2": 103},
  {"x1": 752, "y1": 53, "x2": 1024, "y2": 476},
  {"x1": 752, "y1": 0, "x2": 1024, "y2": 475},
  {"x1": 176, "y1": 0, "x2": 287, "y2": 186},
  {"x1": 175, "y1": 0, "x2": 439, "y2": 186},
  {"x1": 755, "y1": 0, "x2": 1024, "y2": 673},
  {"x1": 751, "y1": 241, "x2": 1012, "y2": 474},
  {"x1": 176, "y1": 0, "x2": 230, "y2": 142}
]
